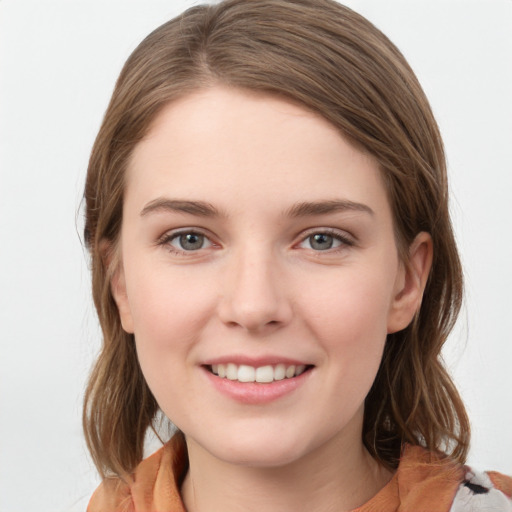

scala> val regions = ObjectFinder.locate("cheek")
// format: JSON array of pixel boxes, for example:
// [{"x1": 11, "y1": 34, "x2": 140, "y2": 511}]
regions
[
  {"x1": 124, "y1": 267, "x2": 218, "y2": 400},
  {"x1": 127, "y1": 273, "x2": 213, "y2": 416},
  {"x1": 305, "y1": 268, "x2": 393, "y2": 340},
  {"x1": 302, "y1": 268, "x2": 393, "y2": 385},
  {"x1": 126, "y1": 264, "x2": 212, "y2": 340}
]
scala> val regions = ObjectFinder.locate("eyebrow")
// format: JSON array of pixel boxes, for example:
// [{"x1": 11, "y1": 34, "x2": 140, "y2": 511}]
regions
[
  {"x1": 140, "y1": 198, "x2": 223, "y2": 218},
  {"x1": 140, "y1": 197, "x2": 374, "y2": 218},
  {"x1": 284, "y1": 199, "x2": 374, "y2": 217}
]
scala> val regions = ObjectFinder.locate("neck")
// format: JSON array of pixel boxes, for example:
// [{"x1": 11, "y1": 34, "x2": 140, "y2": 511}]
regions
[{"x1": 181, "y1": 419, "x2": 393, "y2": 512}]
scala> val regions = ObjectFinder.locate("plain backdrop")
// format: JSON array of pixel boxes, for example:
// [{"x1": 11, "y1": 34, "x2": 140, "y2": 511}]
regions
[{"x1": 1, "y1": 1, "x2": 511, "y2": 510}]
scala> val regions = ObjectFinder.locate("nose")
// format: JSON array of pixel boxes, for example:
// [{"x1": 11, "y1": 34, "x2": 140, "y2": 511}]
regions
[{"x1": 217, "y1": 246, "x2": 293, "y2": 334}]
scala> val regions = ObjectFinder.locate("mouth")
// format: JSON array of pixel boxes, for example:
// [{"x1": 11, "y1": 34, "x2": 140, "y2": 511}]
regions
[{"x1": 205, "y1": 363, "x2": 313, "y2": 384}]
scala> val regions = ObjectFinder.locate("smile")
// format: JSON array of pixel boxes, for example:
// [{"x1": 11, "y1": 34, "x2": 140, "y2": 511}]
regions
[{"x1": 209, "y1": 363, "x2": 309, "y2": 383}]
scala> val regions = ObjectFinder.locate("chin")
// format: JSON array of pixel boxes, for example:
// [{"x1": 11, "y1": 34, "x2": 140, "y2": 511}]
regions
[
  {"x1": 217, "y1": 443, "x2": 306, "y2": 468},
  {"x1": 187, "y1": 424, "x2": 322, "y2": 469}
]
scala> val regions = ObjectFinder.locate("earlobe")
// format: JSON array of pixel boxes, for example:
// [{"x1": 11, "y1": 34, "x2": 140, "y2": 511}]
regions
[
  {"x1": 387, "y1": 232, "x2": 433, "y2": 334},
  {"x1": 100, "y1": 240, "x2": 135, "y2": 334}
]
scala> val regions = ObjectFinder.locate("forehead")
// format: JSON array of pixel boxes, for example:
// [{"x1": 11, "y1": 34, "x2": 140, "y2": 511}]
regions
[{"x1": 125, "y1": 86, "x2": 389, "y2": 217}]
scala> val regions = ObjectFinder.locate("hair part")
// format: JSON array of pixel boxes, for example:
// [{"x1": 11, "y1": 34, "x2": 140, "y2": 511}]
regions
[{"x1": 83, "y1": 0, "x2": 469, "y2": 479}]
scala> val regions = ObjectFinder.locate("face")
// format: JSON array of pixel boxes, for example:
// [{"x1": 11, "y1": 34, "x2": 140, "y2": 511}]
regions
[{"x1": 113, "y1": 86, "x2": 427, "y2": 468}]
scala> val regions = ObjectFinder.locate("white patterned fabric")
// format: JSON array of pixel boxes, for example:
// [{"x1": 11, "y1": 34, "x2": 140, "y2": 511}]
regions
[{"x1": 450, "y1": 467, "x2": 512, "y2": 512}]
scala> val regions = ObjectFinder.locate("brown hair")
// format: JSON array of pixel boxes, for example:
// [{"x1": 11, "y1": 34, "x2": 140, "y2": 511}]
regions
[{"x1": 83, "y1": 0, "x2": 469, "y2": 479}]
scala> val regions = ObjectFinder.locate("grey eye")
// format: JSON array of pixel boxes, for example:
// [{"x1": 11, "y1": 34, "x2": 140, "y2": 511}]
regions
[
  {"x1": 174, "y1": 233, "x2": 207, "y2": 251},
  {"x1": 308, "y1": 233, "x2": 335, "y2": 250},
  {"x1": 298, "y1": 232, "x2": 347, "y2": 251}
]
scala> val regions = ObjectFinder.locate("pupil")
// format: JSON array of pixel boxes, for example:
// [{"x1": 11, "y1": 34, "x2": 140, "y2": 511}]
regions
[
  {"x1": 311, "y1": 233, "x2": 333, "y2": 250},
  {"x1": 180, "y1": 233, "x2": 203, "y2": 250}
]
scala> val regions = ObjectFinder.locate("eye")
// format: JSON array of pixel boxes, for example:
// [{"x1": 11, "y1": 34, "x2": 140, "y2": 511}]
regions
[
  {"x1": 176, "y1": 233, "x2": 209, "y2": 250},
  {"x1": 160, "y1": 230, "x2": 214, "y2": 253},
  {"x1": 298, "y1": 230, "x2": 353, "y2": 251}
]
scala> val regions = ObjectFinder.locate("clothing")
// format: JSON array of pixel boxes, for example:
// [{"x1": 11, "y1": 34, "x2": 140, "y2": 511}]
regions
[{"x1": 88, "y1": 435, "x2": 512, "y2": 512}]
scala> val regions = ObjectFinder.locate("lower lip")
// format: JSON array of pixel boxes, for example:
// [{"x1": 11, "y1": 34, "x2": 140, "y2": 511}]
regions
[{"x1": 203, "y1": 367, "x2": 312, "y2": 405}]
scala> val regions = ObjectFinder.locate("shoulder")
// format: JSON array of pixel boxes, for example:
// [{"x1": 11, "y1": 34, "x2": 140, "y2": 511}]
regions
[
  {"x1": 87, "y1": 434, "x2": 187, "y2": 512},
  {"x1": 450, "y1": 466, "x2": 512, "y2": 512}
]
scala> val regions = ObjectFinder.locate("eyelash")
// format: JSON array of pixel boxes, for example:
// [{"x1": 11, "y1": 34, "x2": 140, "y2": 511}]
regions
[{"x1": 157, "y1": 228, "x2": 354, "y2": 256}]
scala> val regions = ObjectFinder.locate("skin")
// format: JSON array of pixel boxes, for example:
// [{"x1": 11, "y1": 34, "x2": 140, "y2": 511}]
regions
[{"x1": 112, "y1": 86, "x2": 432, "y2": 512}]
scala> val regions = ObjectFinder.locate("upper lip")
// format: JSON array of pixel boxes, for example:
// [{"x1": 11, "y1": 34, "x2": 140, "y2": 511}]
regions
[{"x1": 201, "y1": 355, "x2": 312, "y2": 367}]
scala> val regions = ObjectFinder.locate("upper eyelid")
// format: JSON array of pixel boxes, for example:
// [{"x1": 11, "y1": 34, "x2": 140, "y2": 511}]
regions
[
  {"x1": 158, "y1": 227, "x2": 214, "y2": 241},
  {"x1": 297, "y1": 227, "x2": 355, "y2": 242},
  {"x1": 156, "y1": 226, "x2": 355, "y2": 247}
]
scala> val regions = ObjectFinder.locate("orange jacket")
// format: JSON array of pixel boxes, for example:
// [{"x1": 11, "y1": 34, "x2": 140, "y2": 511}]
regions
[{"x1": 88, "y1": 435, "x2": 512, "y2": 512}]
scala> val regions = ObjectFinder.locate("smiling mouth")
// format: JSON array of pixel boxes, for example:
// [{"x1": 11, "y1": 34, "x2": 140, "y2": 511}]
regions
[{"x1": 206, "y1": 363, "x2": 312, "y2": 384}]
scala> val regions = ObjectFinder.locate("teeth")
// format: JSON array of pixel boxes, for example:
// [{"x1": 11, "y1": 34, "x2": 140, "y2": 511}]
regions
[
  {"x1": 285, "y1": 365, "x2": 296, "y2": 379},
  {"x1": 274, "y1": 364, "x2": 286, "y2": 381},
  {"x1": 211, "y1": 363, "x2": 308, "y2": 383},
  {"x1": 226, "y1": 363, "x2": 238, "y2": 380},
  {"x1": 255, "y1": 365, "x2": 274, "y2": 383},
  {"x1": 238, "y1": 365, "x2": 255, "y2": 382}
]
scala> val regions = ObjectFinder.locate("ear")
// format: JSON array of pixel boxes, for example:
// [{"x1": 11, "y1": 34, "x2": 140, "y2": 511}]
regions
[
  {"x1": 100, "y1": 240, "x2": 135, "y2": 334},
  {"x1": 387, "y1": 232, "x2": 433, "y2": 334},
  {"x1": 111, "y1": 264, "x2": 135, "y2": 334}
]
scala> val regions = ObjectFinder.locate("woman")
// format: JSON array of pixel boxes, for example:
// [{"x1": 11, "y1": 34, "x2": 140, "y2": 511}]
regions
[{"x1": 83, "y1": 0, "x2": 512, "y2": 510}]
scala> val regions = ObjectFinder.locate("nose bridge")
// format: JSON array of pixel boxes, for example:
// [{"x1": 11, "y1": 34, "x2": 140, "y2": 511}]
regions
[{"x1": 218, "y1": 242, "x2": 291, "y2": 332}]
